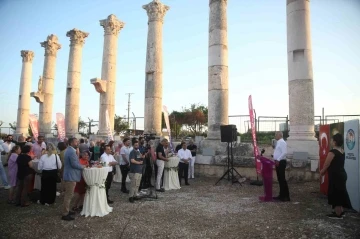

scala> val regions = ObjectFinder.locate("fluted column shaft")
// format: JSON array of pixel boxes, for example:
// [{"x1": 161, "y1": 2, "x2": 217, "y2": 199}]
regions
[
  {"x1": 38, "y1": 35, "x2": 61, "y2": 136},
  {"x1": 65, "y1": 29, "x2": 89, "y2": 137},
  {"x1": 143, "y1": 0, "x2": 169, "y2": 135},
  {"x1": 287, "y1": 0, "x2": 315, "y2": 141},
  {"x1": 207, "y1": 0, "x2": 229, "y2": 140},
  {"x1": 15, "y1": 51, "x2": 35, "y2": 136},
  {"x1": 96, "y1": 15, "x2": 124, "y2": 136}
]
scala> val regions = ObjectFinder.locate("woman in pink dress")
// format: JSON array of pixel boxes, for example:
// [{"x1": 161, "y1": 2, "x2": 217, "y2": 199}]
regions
[{"x1": 8, "y1": 145, "x2": 21, "y2": 204}]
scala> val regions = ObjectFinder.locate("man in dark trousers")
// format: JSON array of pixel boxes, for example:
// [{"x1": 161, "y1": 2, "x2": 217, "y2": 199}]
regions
[
  {"x1": 187, "y1": 139, "x2": 197, "y2": 179},
  {"x1": 272, "y1": 131, "x2": 290, "y2": 202},
  {"x1": 177, "y1": 142, "x2": 191, "y2": 186},
  {"x1": 139, "y1": 137, "x2": 152, "y2": 189}
]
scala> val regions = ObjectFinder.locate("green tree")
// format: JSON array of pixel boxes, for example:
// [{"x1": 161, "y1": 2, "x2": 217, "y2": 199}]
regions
[
  {"x1": 28, "y1": 125, "x2": 33, "y2": 137},
  {"x1": 9, "y1": 122, "x2": 16, "y2": 132},
  {"x1": 180, "y1": 104, "x2": 208, "y2": 135},
  {"x1": 7, "y1": 121, "x2": 34, "y2": 136},
  {"x1": 169, "y1": 111, "x2": 185, "y2": 139},
  {"x1": 114, "y1": 114, "x2": 128, "y2": 135},
  {"x1": 78, "y1": 117, "x2": 87, "y2": 133}
]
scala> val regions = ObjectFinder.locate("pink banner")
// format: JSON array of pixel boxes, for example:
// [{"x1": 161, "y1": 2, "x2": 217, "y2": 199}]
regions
[
  {"x1": 56, "y1": 113, "x2": 66, "y2": 142},
  {"x1": 248, "y1": 95, "x2": 261, "y2": 174},
  {"x1": 162, "y1": 105, "x2": 173, "y2": 151},
  {"x1": 29, "y1": 114, "x2": 39, "y2": 141}
]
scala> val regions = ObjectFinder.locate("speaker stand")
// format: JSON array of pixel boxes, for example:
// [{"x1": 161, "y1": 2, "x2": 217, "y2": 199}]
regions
[{"x1": 215, "y1": 142, "x2": 243, "y2": 185}]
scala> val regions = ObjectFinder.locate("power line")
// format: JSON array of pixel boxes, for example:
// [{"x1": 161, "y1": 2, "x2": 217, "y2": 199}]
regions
[{"x1": 125, "y1": 93, "x2": 134, "y2": 125}]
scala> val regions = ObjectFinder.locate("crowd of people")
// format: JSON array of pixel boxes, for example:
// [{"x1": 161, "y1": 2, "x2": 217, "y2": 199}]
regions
[
  {"x1": 1, "y1": 131, "x2": 352, "y2": 221},
  {"x1": 0, "y1": 134, "x2": 198, "y2": 221}
]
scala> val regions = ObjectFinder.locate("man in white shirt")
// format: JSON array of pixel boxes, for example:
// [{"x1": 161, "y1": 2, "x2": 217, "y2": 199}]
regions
[
  {"x1": 100, "y1": 145, "x2": 118, "y2": 204},
  {"x1": 32, "y1": 136, "x2": 46, "y2": 159},
  {"x1": 120, "y1": 138, "x2": 131, "y2": 193},
  {"x1": 2, "y1": 135, "x2": 15, "y2": 154},
  {"x1": 177, "y1": 142, "x2": 192, "y2": 186},
  {"x1": 272, "y1": 131, "x2": 290, "y2": 202},
  {"x1": 155, "y1": 139, "x2": 169, "y2": 192}
]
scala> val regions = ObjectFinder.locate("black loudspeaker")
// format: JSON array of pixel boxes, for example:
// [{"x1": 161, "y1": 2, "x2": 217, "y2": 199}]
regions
[{"x1": 220, "y1": 125, "x2": 237, "y2": 142}]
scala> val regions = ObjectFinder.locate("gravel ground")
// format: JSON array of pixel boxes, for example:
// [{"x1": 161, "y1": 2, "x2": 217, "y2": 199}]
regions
[{"x1": 0, "y1": 179, "x2": 359, "y2": 239}]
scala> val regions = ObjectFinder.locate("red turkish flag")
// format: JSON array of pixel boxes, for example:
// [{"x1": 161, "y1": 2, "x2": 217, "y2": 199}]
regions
[{"x1": 319, "y1": 124, "x2": 330, "y2": 195}]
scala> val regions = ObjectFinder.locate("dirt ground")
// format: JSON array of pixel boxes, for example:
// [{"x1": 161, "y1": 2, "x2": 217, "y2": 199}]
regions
[{"x1": 0, "y1": 178, "x2": 359, "y2": 239}]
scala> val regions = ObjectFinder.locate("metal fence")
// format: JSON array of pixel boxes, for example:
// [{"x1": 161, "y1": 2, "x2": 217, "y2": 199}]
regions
[
  {"x1": 257, "y1": 116, "x2": 288, "y2": 132},
  {"x1": 2, "y1": 114, "x2": 358, "y2": 137},
  {"x1": 228, "y1": 115, "x2": 251, "y2": 134},
  {"x1": 228, "y1": 114, "x2": 359, "y2": 135},
  {"x1": 325, "y1": 115, "x2": 360, "y2": 125},
  {"x1": 0, "y1": 127, "x2": 13, "y2": 135}
]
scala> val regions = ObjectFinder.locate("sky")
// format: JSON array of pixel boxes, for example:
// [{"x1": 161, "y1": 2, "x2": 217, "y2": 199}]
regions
[{"x1": 0, "y1": 0, "x2": 359, "y2": 132}]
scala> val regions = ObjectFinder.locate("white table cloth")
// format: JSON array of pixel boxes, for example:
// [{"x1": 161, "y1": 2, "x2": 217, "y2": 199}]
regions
[
  {"x1": 163, "y1": 156, "x2": 181, "y2": 190},
  {"x1": 113, "y1": 154, "x2": 130, "y2": 183},
  {"x1": 81, "y1": 167, "x2": 113, "y2": 217},
  {"x1": 31, "y1": 159, "x2": 42, "y2": 190}
]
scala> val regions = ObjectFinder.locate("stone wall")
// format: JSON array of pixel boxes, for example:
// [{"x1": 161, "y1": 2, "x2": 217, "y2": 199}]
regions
[
  {"x1": 195, "y1": 142, "x2": 320, "y2": 182},
  {"x1": 194, "y1": 163, "x2": 319, "y2": 182}
]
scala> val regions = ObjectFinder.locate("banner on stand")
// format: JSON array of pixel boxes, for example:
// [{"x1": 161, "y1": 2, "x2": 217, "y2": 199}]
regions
[
  {"x1": 344, "y1": 119, "x2": 359, "y2": 212},
  {"x1": 248, "y1": 95, "x2": 261, "y2": 174},
  {"x1": 330, "y1": 122, "x2": 344, "y2": 148},
  {"x1": 319, "y1": 124, "x2": 330, "y2": 195},
  {"x1": 105, "y1": 109, "x2": 114, "y2": 142},
  {"x1": 29, "y1": 114, "x2": 39, "y2": 141},
  {"x1": 162, "y1": 105, "x2": 173, "y2": 151},
  {"x1": 56, "y1": 113, "x2": 66, "y2": 142}
]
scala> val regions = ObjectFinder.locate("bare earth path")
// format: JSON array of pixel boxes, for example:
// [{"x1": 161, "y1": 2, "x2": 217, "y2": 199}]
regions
[{"x1": 0, "y1": 179, "x2": 359, "y2": 239}]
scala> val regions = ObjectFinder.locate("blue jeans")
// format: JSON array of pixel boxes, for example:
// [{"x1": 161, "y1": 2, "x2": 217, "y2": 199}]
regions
[{"x1": 0, "y1": 155, "x2": 9, "y2": 186}]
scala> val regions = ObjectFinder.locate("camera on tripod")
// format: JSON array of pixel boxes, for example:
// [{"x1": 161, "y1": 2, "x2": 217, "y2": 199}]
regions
[
  {"x1": 143, "y1": 133, "x2": 157, "y2": 154},
  {"x1": 143, "y1": 133, "x2": 156, "y2": 142}
]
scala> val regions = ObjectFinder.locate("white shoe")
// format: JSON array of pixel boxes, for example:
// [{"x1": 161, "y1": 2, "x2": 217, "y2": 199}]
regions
[
  {"x1": 3, "y1": 185, "x2": 11, "y2": 190},
  {"x1": 238, "y1": 177, "x2": 246, "y2": 183},
  {"x1": 45, "y1": 203, "x2": 50, "y2": 206},
  {"x1": 56, "y1": 192, "x2": 60, "y2": 196}
]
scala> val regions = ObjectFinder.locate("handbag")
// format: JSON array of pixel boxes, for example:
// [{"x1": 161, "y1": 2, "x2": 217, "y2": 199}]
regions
[{"x1": 55, "y1": 154, "x2": 62, "y2": 183}]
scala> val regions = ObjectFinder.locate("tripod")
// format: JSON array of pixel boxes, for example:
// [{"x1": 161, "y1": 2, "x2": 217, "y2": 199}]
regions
[
  {"x1": 215, "y1": 141, "x2": 243, "y2": 185},
  {"x1": 138, "y1": 147, "x2": 158, "y2": 200}
]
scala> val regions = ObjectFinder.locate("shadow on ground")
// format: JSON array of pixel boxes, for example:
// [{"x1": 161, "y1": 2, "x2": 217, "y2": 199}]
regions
[{"x1": 0, "y1": 178, "x2": 359, "y2": 239}]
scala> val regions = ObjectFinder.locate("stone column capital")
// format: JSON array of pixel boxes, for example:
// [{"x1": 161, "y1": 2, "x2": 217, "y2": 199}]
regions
[
  {"x1": 143, "y1": 0, "x2": 169, "y2": 23},
  {"x1": 100, "y1": 14, "x2": 125, "y2": 36},
  {"x1": 21, "y1": 50, "x2": 34, "y2": 63},
  {"x1": 66, "y1": 29, "x2": 89, "y2": 46},
  {"x1": 287, "y1": 0, "x2": 309, "y2": 5},
  {"x1": 209, "y1": 0, "x2": 228, "y2": 5},
  {"x1": 40, "y1": 34, "x2": 61, "y2": 57}
]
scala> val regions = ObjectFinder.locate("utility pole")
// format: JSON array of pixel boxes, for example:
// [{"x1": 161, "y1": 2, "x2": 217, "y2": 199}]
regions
[{"x1": 125, "y1": 93, "x2": 134, "y2": 125}]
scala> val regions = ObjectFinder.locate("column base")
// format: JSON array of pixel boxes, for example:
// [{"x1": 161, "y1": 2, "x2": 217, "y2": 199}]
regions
[
  {"x1": 286, "y1": 138, "x2": 319, "y2": 161},
  {"x1": 44, "y1": 136, "x2": 58, "y2": 145},
  {"x1": 200, "y1": 138, "x2": 228, "y2": 155},
  {"x1": 13, "y1": 133, "x2": 26, "y2": 141},
  {"x1": 67, "y1": 133, "x2": 82, "y2": 139}
]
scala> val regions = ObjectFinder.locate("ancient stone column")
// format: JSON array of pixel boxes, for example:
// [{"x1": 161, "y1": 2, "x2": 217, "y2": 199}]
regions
[
  {"x1": 65, "y1": 29, "x2": 89, "y2": 137},
  {"x1": 143, "y1": 0, "x2": 169, "y2": 135},
  {"x1": 207, "y1": 0, "x2": 229, "y2": 140},
  {"x1": 91, "y1": 15, "x2": 124, "y2": 137},
  {"x1": 38, "y1": 35, "x2": 61, "y2": 136},
  {"x1": 286, "y1": 0, "x2": 318, "y2": 161},
  {"x1": 15, "y1": 50, "x2": 34, "y2": 137}
]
